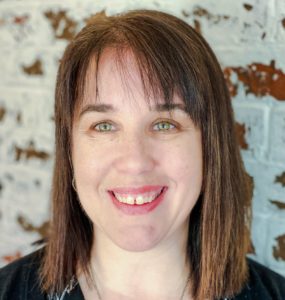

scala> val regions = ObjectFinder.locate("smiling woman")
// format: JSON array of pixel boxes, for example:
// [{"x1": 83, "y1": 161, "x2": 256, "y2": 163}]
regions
[
  {"x1": 71, "y1": 48, "x2": 203, "y2": 258},
  {"x1": 1, "y1": 9, "x2": 285, "y2": 300}
]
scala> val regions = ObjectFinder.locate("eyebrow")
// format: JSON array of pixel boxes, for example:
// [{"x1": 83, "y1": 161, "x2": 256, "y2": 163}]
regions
[{"x1": 79, "y1": 103, "x2": 188, "y2": 117}]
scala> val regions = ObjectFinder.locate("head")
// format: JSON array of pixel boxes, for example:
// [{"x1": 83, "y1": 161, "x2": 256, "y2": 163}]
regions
[{"x1": 41, "y1": 9, "x2": 251, "y2": 300}]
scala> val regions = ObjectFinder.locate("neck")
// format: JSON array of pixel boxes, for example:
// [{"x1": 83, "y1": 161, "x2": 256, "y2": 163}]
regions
[{"x1": 82, "y1": 225, "x2": 191, "y2": 299}]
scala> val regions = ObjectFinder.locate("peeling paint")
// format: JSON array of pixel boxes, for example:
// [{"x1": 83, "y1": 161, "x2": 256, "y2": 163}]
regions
[
  {"x1": 17, "y1": 215, "x2": 49, "y2": 239},
  {"x1": 44, "y1": 10, "x2": 77, "y2": 40},
  {"x1": 14, "y1": 141, "x2": 50, "y2": 161},
  {"x1": 22, "y1": 59, "x2": 43, "y2": 75},
  {"x1": 275, "y1": 172, "x2": 285, "y2": 187},
  {"x1": 225, "y1": 61, "x2": 285, "y2": 100},
  {"x1": 181, "y1": 6, "x2": 230, "y2": 24},
  {"x1": 235, "y1": 122, "x2": 249, "y2": 149},
  {"x1": 273, "y1": 234, "x2": 285, "y2": 261},
  {"x1": 192, "y1": 6, "x2": 230, "y2": 24},
  {"x1": 13, "y1": 15, "x2": 29, "y2": 25},
  {"x1": 223, "y1": 68, "x2": 238, "y2": 97},
  {"x1": 0, "y1": 106, "x2": 6, "y2": 122},
  {"x1": 2, "y1": 251, "x2": 22, "y2": 264},
  {"x1": 243, "y1": 3, "x2": 253, "y2": 11},
  {"x1": 270, "y1": 200, "x2": 285, "y2": 210}
]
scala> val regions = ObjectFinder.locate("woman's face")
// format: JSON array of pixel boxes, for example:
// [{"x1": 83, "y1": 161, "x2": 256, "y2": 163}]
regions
[{"x1": 72, "y1": 49, "x2": 203, "y2": 252}]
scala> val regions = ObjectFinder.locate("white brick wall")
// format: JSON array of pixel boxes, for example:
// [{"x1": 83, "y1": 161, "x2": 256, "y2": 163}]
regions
[{"x1": 0, "y1": 0, "x2": 285, "y2": 276}]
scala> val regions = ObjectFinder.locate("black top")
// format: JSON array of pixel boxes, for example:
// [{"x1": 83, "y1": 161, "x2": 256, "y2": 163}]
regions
[{"x1": 0, "y1": 248, "x2": 285, "y2": 299}]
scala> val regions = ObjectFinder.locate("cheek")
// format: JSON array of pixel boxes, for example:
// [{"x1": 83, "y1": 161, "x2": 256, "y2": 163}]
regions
[
  {"x1": 72, "y1": 136, "x2": 112, "y2": 184},
  {"x1": 158, "y1": 141, "x2": 203, "y2": 182}
]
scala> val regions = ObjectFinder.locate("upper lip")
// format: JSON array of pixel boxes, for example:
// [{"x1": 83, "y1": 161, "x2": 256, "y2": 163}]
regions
[{"x1": 109, "y1": 185, "x2": 165, "y2": 195}]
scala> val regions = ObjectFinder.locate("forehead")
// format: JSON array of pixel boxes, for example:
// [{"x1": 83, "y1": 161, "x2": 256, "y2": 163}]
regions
[{"x1": 79, "y1": 48, "x2": 186, "y2": 114}]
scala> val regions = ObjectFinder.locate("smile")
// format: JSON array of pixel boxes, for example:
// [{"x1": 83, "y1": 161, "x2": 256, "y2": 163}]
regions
[
  {"x1": 113, "y1": 188, "x2": 164, "y2": 205},
  {"x1": 108, "y1": 187, "x2": 167, "y2": 215}
]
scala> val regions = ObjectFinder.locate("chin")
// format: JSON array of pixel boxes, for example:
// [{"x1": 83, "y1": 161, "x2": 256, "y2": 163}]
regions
[{"x1": 111, "y1": 226, "x2": 162, "y2": 252}]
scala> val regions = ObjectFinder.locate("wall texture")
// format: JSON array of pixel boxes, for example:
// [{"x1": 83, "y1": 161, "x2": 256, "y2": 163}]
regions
[{"x1": 0, "y1": 0, "x2": 284, "y2": 276}]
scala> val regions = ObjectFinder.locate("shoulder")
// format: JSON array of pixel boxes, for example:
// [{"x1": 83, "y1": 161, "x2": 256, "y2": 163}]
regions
[
  {"x1": 234, "y1": 257, "x2": 285, "y2": 299},
  {"x1": 0, "y1": 248, "x2": 45, "y2": 300}
]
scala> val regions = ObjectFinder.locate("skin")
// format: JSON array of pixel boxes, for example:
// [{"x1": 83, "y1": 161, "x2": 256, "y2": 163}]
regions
[{"x1": 72, "y1": 49, "x2": 203, "y2": 300}]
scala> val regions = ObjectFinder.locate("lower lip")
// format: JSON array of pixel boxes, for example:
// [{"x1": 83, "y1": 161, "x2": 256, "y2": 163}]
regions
[{"x1": 108, "y1": 187, "x2": 167, "y2": 215}]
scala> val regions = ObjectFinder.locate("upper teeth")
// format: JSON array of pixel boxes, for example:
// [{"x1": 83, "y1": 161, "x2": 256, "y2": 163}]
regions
[{"x1": 113, "y1": 188, "x2": 163, "y2": 205}]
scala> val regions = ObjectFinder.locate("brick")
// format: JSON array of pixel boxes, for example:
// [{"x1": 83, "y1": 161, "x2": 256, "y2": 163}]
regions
[
  {"x1": 268, "y1": 108, "x2": 285, "y2": 163},
  {"x1": 266, "y1": 218, "x2": 285, "y2": 272},
  {"x1": 244, "y1": 161, "x2": 285, "y2": 216},
  {"x1": 232, "y1": 103, "x2": 267, "y2": 160}
]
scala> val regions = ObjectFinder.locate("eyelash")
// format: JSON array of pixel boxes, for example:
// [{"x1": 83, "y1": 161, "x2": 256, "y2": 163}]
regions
[{"x1": 90, "y1": 120, "x2": 179, "y2": 133}]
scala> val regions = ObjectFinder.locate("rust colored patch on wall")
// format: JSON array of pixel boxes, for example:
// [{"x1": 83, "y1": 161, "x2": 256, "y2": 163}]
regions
[
  {"x1": 13, "y1": 15, "x2": 29, "y2": 25},
  {"x1": 225, "y1": 61, "x2": 285, "y2": 100},
  {"x1": 223, "y1": 68, "x2": 238, "y2": 97},
  {"x1": 22, "y1": 59, "x2": 43, "y2": 75},
  {"x1": 282, "y1": 18, "x2": 285, "y2": 29},
  {"x1": 14, "y1": 141, "x2": 50, "y2": 161},
  {"x1": 270, "y1": 200, "x2": 285, "y2": 210},
  {"x1": 192, "y1": 6, "x2": 230, "y2": 24},
  {"x1": 17, "y1": 215, "x2": 49, "y2": 239},
  {"x1": 275, "y1": 172, "x2": 285, "y2": 187},
  {"x1": 273, "y1": 234, "x2": 285, "y2": 261},
  {"x1": 243, "y1": 3, "x2": 253, "y2": 11},
  {"x1": 44, "y1": 10, "x2": 77, "y2": 40},
  {"x1": 2, "y1": 251, "x2": 22, "y2": 264},
  {"x1": 235, "y1": 122, "x2": 249, "y2": 150},
  {"x1": 0, "y1": 106, "x2": 6, "y2": 122}
]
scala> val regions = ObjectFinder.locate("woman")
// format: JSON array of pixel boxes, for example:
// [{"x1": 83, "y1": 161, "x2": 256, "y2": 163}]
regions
[{"x1": 0, "y1": 9, "x2": 284, "y2": 300}]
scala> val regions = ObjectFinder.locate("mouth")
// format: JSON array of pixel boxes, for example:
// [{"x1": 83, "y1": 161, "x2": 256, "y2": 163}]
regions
[
  {"x1": 108, "y1": 187, "x2": 167, "y2": 215},
  {"x1": 110, "y1": 187, "x2": 165, "y2": 205}
]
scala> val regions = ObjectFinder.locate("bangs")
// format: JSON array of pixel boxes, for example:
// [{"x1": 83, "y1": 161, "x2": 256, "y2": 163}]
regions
[{"x1": 72, "y1": 14, "x2": 207, "y2": 127}]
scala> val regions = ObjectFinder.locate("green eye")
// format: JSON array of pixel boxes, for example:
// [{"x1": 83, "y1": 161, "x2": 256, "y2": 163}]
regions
[
  {"x1": 153, "y1": 121, "x2": 176, "y2": 131},
  {"x1": 94, "y1": 122, "x2": 114, "y2": 132},
  {"x1": 91, "y1": 120, "x2": 177, "y2": 133}
]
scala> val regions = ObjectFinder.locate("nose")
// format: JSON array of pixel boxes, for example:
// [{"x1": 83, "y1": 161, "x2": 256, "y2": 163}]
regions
[{"x1": 113, "y1": 133, "x2": 156, "y2": 175}]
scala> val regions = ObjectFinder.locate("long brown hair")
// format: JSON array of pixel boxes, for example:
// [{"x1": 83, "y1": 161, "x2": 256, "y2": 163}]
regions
[{"x1": 40, "y1": 9, "x2": 252, "y2": 300}]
